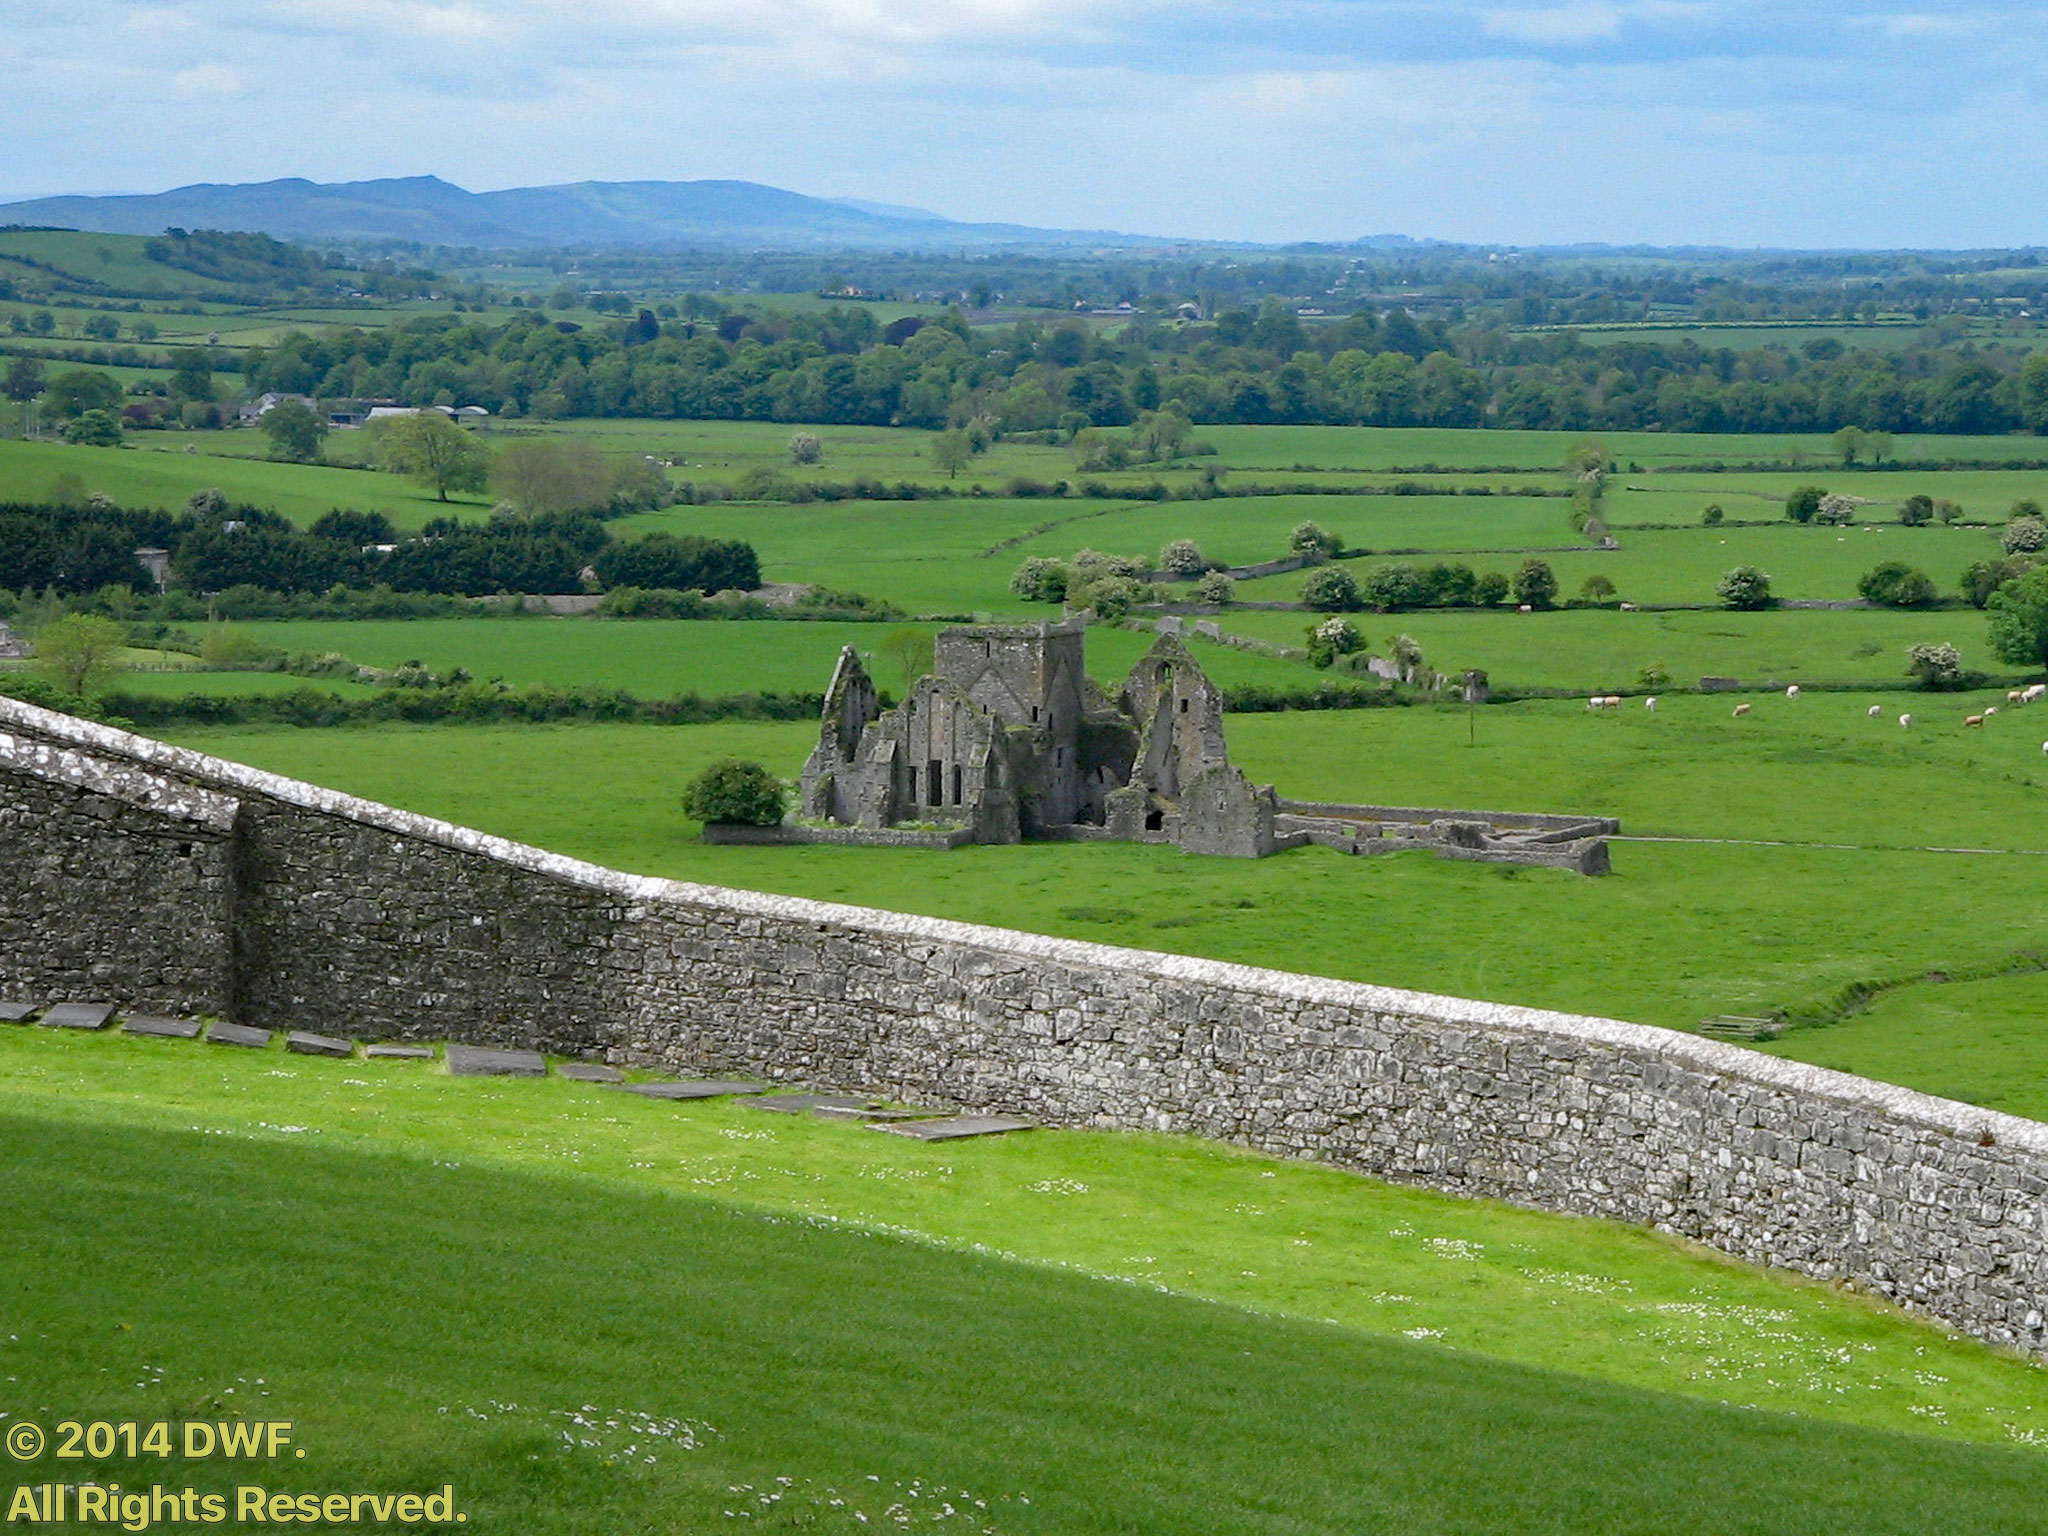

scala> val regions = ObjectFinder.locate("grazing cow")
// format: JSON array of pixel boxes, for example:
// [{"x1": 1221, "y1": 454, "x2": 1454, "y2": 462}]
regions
[
  {"x1": 1965, "y1": 715, "x2": 1986, "y2": 727},
  {"x1": 1868, "y1": 704, "x2": 1883, "y2": 717},
  {"x1": 1644, "y1": 697, "x2": 1657, "y2": 711},
  {"x1": 1733, "y1": 703, "x2": 1752, "y2": 717},
  {"x1": 1785, "y1": 684, "x2": 1801, "y2": 698},
  {"x1": 1900, "y1": 714, "x2": 1914, "y2": 729}
]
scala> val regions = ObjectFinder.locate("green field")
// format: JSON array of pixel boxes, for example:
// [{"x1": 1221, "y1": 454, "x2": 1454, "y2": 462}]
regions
[
  {"x1": 5, "y1": 1027, "x2": 2048, "y2": 1536},
  {"x1": 148, "y1": 686, "x2": 2048, "y2": 1103},
  {"x1": 0, "y1": 437, "x2": 484, "y2": 526},
  {"x1": 1212, "y1": 605, "x2": 1990, "y2": 690}
]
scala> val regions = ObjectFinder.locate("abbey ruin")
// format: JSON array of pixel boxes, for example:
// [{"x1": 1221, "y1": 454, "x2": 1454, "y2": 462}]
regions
[{"x1": 736, "y1": 621, "x2": 1617, "y2": 873}]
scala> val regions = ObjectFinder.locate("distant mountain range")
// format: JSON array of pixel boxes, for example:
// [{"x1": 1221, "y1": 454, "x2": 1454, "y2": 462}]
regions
[{"x1": 0, "y1": 175, "x2": 1187, "y2": 252}]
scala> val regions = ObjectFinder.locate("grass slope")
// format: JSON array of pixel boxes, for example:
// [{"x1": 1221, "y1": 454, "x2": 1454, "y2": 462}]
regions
[{"x1": 5, "y1": 1028, "x2": 2048, "y2": 1536}]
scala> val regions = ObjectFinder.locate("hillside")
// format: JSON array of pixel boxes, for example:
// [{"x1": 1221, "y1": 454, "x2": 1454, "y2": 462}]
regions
[{"x1": 0, "y1": 176, "x2": 1174, "y2": 252}]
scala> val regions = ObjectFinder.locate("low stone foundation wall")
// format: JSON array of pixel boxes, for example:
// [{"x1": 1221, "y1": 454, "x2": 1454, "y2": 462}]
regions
[
  {"x1": 3, "y1": 693, "x2": 2046, "y2": 1358},
  {"x1": 703, "y1": 822, "x2": 977, "y2": 850}
]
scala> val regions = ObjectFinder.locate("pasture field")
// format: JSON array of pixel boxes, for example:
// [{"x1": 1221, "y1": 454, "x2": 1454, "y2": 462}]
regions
[
  {"x1": 8, "y1": 1027, "x2": 2048, "y2": 1520},
  {"x1": 1191, "y1": 424, "x2": 2048, "y2": 472},
  {"x1": 1210, "y1": 605, "x2": 1988, "y2": 691},
  {"x1": 1226, "y1": 522, "x2": 2007, "y2": 609},
  {"x1": 151, "y1": 684, "x2": 2048, "y2": 1094},
  {"x1": 202, "y1": 617, "x2": 1354, "y2": 699},
  {"x1": 0, "y1": 437, "x2": 484, "y2": 525},
  {"x1": 1607, "y1": 468, "x2": 2048, "y2": 525}
]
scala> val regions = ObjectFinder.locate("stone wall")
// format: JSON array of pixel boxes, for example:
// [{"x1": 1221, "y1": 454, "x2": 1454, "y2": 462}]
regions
[{"x1": 3, "y1": 693, "x2": 2047, "y2": 1358}]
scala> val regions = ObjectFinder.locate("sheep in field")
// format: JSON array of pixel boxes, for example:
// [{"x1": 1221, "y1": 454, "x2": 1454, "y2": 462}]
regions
[
  {"x1": 1644, "y1": 697, "x2": 1657, "y2": 711},
  {"x1": 1900, "y1": 714, "x2": 1914, "y2": 729},
  {"x1": 1987, "y1": 706, "x2": 2000, "y2": 718},
  {"x1": 1965, "y1": 715, "x2": 1986, "y2": 728},
  {"x1": 1733, "y1": 703, "x2": 1752, "y2": 717},
  {"x1": 2010, "y1": 690, "x2": 2027, "y2": 704},
  {"x1": 1868, "y1": 704, "x2": 1883, "y2": 718},
  {"x1": 1786, "y1": 684, "x2": 1801, "y2": 698},
  {"x1": 2028, "y1": 684, "x2": 2048, "y2": 704}
]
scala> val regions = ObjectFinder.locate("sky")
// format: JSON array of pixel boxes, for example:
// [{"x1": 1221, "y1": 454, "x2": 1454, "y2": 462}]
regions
[{"x1": 2, "y1": 1, "x2": 2043, "y2": 248}]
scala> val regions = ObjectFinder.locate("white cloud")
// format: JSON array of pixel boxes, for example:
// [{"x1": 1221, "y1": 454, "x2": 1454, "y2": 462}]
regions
[{"x1": 1481, "y1": 4, "x2": 1627, "y2": 42}]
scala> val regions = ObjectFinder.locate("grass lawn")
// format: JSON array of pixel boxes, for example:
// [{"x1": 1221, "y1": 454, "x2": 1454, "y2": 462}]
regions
[{"x1": 4, "y1": 1027, "x2": 2048, "y2": 1536}]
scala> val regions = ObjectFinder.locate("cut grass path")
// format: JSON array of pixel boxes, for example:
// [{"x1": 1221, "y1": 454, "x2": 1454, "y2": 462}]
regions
[{"x1": 6, "y1": 1025, "x2": 2048, "y2": 1491}]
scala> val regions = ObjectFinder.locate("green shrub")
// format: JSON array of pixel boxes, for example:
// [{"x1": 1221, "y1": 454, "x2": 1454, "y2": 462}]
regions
[
  {"x1": 1299, "y1": 564, "x2": 1359, "y2": 612},
  {"x1": 1513, "y1": 558, "x2": 1558, "y2": 609},
  {"x1": 1718, "y1": 566, "x2": 1773, "y2": 611},
  {"x1": 1858, "y1": 561, "x2": 1938, "y2": 608},
  {"x1": 1784, "y1": 485, "x2": 1825, "y2": 524},
  {"x1": 682, "y1": 760, "x2": 787, "y2": 826}
]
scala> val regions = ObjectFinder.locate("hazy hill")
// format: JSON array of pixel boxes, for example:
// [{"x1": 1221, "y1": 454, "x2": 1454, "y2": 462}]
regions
[{"x1": 0, "y1": 176, "x2": 1174, "y2": 252}]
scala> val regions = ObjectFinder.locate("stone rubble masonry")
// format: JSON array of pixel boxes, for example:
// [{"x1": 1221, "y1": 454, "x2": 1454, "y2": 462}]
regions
[{"x1": 2, "y1": 692, "x2": 2046, "y2": 1358}]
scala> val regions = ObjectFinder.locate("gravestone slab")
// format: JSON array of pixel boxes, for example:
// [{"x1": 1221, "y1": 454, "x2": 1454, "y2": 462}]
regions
[
  {"x1": 287, "y1": 1031, "x2": 354, "y2": 1059},
  {"x1": 206, "y1": 1022, "x2": 272, "y2": 1049},
  {"x1": 124, "y1": 1014, "x2": 202, "y2": 1040},
  {"x1": 612, "y1": 1080, "x2": 764, "y2": 1101},
  {"x1": 748, "y1": 1093, "x2": 878, "y2": 1115},
  {"x1": 871, "y1": 1116, "x2": 1035, "y2": 1141},
  {"x1": 365, "y1": 1044, "x2": 435, "y2": 1060},
  {"x1": 557, "y1": 1062, "x2": 624, "y2": 1082},
  {"x1": 0, "y1": 1002, "x2": 40, "y2": 1024},
  {"x1": 40, "y1": 1003, "x2": 113, "y2": 1030},
  {"x1": 445, "y1": 1044, "x2": 546, "y2": 1078}
]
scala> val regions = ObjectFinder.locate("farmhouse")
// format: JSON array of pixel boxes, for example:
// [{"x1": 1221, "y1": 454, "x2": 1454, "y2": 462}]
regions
[{"x1": 766, "y1": 622, "x2": 1616, "y2": 871}]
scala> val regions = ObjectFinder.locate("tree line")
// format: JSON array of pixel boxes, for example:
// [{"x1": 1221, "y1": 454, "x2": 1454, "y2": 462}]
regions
[
  {"x1": 0, "y1": 494, "x2": 759, "y2": 600},
  {"x1": 193, "y1": 301, "x2": 2048, "y2": 438}
]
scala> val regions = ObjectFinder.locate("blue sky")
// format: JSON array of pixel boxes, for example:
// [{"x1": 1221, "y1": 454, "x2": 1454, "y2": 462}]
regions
[{"x1": 2, "y1": 1, "x2": 2041, "y2": 247}]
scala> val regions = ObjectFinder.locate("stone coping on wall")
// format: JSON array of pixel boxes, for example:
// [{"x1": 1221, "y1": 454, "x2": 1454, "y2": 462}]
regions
[
  {"x1": 0, "y1": 732, "x2": 240, "y2": 834},
  {"x1": 5, "y1": 691, "x2": 2044, "y2": 1163}
]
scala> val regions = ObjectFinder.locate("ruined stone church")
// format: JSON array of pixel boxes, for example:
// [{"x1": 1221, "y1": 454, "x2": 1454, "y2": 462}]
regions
[{"x1": 799, "y1": 620, "x2": 1285, "y2": 857}]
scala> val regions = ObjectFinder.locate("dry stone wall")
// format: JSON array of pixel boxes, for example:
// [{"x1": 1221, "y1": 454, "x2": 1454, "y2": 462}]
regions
[{"x1": 3, "y1": 694, "x2": 2047, "y2": 1358}]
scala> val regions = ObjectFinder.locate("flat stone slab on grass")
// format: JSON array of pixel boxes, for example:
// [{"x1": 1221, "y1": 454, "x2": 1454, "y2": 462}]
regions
[
  {"x1": 365, "y1": 1044, "x2": 435, "y2": 1060},
  {"x1": 206, "y1": 1023, "x2": 272, "y2": 1049},
  {"x1": 612, "y1": 1080, "x2": 765, "y2": 1101},
  {"x1": 287, "y1": 1031, "x2": 354, "y2": 1059},
  {"x1": 557, "y1": 1062, "x2": 624, "y2": 1083},
  {"x1": 0, "y1": 1002, "x2": 40, "y2": 1024},
  {"x1": 750, "y1": 1093, "x2": 890, "y2": 1117},
  {"x1": 40, "y1": 1003, "x2": 113, "y2": 1030},
  {"x1": 123, "y1": 1014, "x2": 203, "y2": 1040},
  {"x1": 445, "y1": 1044, "x2": 546, "y2": 1078},
  {"x1": 871, "y1": 1116, "x2": 1036, "y2": 1142}
]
